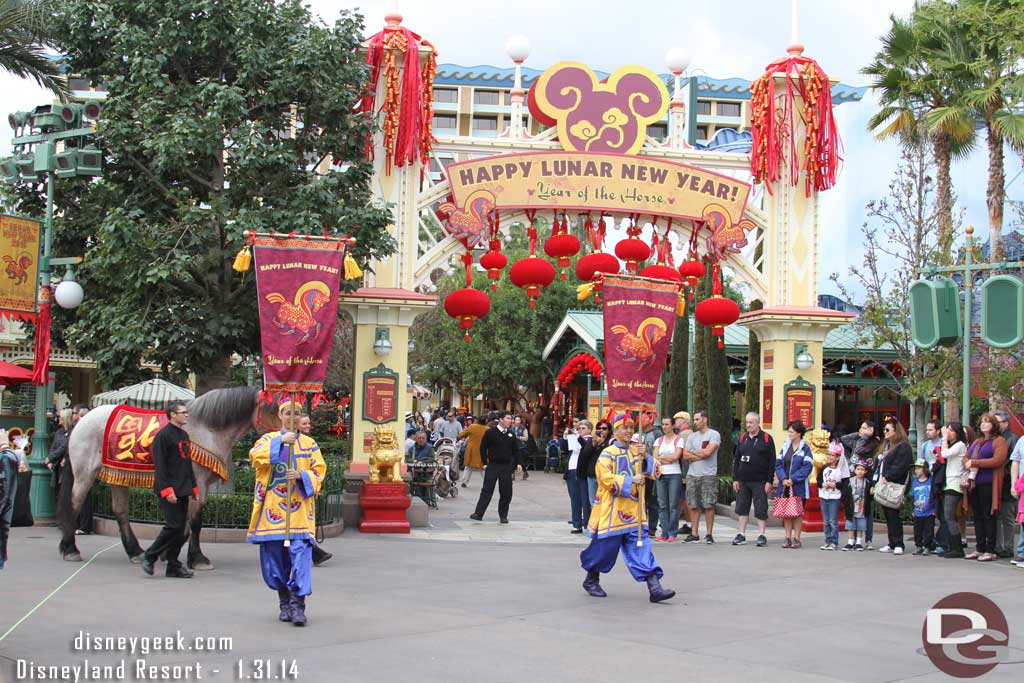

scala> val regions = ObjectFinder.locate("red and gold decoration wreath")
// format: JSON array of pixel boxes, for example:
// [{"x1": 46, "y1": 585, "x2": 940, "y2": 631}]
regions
[
  {"x1": 749, "y1": 53, "x2": 841, "y2": 196},
  {"x1": 361, "y1": 26, "x2": 438, "y2": 177},
  {"x1": 575, "y1": 213, "x2": 619, "y2": 303}
]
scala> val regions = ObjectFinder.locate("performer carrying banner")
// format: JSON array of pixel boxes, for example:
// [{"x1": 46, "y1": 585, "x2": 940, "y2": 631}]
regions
[
  {"x1": 248, "y1": 397, "x2": 326, "y2": 626},
  {"x1": 580, "y1": 412, "x2": 675, "y2": 603}
]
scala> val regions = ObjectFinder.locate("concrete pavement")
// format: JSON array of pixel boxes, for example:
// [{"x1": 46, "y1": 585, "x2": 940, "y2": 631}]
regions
[{"x1": 1, "y1": 472, "x2": 1022, "y2": 683}]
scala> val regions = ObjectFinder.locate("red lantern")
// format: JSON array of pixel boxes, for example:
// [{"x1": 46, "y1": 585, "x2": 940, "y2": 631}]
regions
[
  {"x1": 479, "y1": 240, "x2": 507, "y2": 293},
  {"x1": 678, "y1": 259, "x2": 706, "y2": 301},
  {"x1": 694, "y1": 262, "x2": 739, "y2": 348},
  {"x1": 639, "y1": 263, "x2": 682, "y2": 282},
  {"x1": 444, "y1": 288, "x2": 491, "y2": 342},
  {"x1": 544, "y1": 233, "x2": 581, "y2": 280},
  {"x1": 575, "y1": 251, "x2": 619, "y2": 281},
  {"x1": 509, "y1": 255, "x2": 555, "y2": 308},
  {"x1": 614, "y1": 235, "x2": 651, "y2": 273}
]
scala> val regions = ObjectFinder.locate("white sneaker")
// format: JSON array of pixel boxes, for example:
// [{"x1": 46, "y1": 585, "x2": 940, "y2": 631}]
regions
[
  {"x1": 827, "y1": 543, "x2": 837, "y2": 551},
  {"x1": 878, "y1": 545, "x2": 892, "y2": 553},
  {"x1": 864, "y1": 542, "x2": 874, "y2": 550},
  {"x1": 893, "y1": 547, "x2": 904, "y2": 555},
  {"x1": 819, "y1": 543, "x2": 830, "y2": 550}
]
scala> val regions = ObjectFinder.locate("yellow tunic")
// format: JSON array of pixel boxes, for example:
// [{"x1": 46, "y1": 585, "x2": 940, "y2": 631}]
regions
[
  {"x1": 246, "y1": 431, "x2": 326, "y2": 543},
  {"x1": 587, "y1": 440, "x2": 652, "y2": 538}
]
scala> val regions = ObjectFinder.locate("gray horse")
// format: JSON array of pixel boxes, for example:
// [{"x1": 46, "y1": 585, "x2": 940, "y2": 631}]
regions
[{"x1": 57, "y1": 386, "x2": 281, "y2": 568}]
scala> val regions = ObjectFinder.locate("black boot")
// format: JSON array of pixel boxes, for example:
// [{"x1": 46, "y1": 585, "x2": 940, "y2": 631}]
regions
[
  {"x1": 311, "y1": 545, "x2": 332, "y2": 567},
  {"x1": 942, "y1": 535, "x2": 966, "y2": 558},
  {"x1": 289, "y1": 594, "x2": 306, "y2": 626},
  {"x1": 646, "y1": 575, "x2": 675, "y2": 603},
  {"x1": 277, "y1": 589, "x2": 292, "y2": 622},
  {"x1": 582, "y1": 570, "x2": 607, "y2": 598}
]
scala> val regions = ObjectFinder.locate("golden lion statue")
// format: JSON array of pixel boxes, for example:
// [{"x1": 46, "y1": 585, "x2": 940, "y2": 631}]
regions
[
  {"x1": 368, "y1": 425, "x2": 403, "y2": 483},
  {"x1": 806, "y1": 428, "x2": 832, "y2": 485}
]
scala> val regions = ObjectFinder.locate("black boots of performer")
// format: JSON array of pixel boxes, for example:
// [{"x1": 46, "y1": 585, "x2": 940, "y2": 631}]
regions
[
  {"x1": 277, "y1": 589, "x2": 307, "y2": 626},
  {"x1": 582, "y1": 569, "x2": 676, "y2": 603}
]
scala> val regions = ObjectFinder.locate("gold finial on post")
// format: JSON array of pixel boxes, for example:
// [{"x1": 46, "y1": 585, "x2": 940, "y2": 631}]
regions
[{"x1": 966, "y1": 225, "x2": 974, "y2": 236}]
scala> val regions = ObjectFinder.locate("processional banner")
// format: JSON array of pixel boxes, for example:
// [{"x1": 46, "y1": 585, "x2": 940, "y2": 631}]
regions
[
  {"x1": 602, "y1": 275, "x2": 678, "y2": 409},
  {"x1": 0, "y1": 214, "x2": 41, "y2": 322},
  {"x1": 252, "y1": 235, "x2": 346, "y2": 394}
]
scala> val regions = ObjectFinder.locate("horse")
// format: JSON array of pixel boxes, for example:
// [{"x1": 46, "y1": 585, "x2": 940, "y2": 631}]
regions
[{"x1": 57, "y1": 386, "x2": 281, "y2": 569}]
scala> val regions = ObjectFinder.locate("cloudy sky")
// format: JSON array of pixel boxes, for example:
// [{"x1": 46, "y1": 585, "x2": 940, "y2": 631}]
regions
[{"x1": 2, "y1": 0, "x2": 1020, "y2": 302}]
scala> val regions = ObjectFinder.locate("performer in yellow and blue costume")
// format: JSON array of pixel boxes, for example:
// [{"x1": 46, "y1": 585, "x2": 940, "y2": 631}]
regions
[
  {"x1": 248, "y1": 399, "x2": 326, "y2": 626},
  {"x1": 580, "y1": 412, "x2": 675, "y2": 603}
]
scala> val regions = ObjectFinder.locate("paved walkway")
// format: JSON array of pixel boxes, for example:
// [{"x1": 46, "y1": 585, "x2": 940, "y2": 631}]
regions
[{"x1": 1, "y1": 473, "x2": 1022, "y2": 683}]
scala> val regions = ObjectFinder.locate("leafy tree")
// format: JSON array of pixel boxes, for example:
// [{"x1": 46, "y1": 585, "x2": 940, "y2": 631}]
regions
[
  {"x1": 742, "y1": 298, "x2": 763, "y2": 416},
  {"x1": 830, "y1": 145, "x2": 962, "y2": 440},
  {"x1": 0, "y1": 0, "x2": 67, "y2": 96},
  {"x1": 663, "y1": 306, "x2": 689, "y2": 414},
  {"x1": 6, "y1": 0, "x2": 396, "y2": 391},
  {"x1": 410, "y1": 231, "x2": 597, "y2": 407},
  {"x1": 691, "y1": 270, "x2": 710, "y2": 411}
]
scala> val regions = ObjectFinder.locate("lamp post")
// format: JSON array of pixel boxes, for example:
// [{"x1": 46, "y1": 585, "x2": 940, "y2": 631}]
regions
[
  {"x1": 505, "y1": 35, "x2": 530, "y2": 140},
  {"x1": 665, "y1": 47, "x2": 690, "y2": 150},
  {"x1": 2, "y1": 101, "x2": 100, "y2": 518}
]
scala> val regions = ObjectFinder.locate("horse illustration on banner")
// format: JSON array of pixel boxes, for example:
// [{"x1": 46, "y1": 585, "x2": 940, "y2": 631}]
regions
[{"x1": 266, "y1": 280, "x2": 332, "y2": 343}]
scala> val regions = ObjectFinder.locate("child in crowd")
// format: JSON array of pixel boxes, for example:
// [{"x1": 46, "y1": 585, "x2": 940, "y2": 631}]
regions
[
  {"x1": 819, "y1": 448, "x2": 843, "y2": 551},
  {"x1": 911, "y1": 459, "x2": 935, "y2": 555},
  {"x1": 843, "y1": 462, "x2": 869, "y2": 551}
]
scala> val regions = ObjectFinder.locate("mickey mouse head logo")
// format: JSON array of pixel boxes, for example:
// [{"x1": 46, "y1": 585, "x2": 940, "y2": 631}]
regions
[{"x1": 528, "y1": 62, "x2": 670, "y2": 155}]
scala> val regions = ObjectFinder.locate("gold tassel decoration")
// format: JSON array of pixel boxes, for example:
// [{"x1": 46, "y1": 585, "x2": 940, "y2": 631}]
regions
[
  {"x1": 344, "y1": 252, "x2": 363, "y2": 280},
  {"x1": 232, "y1": 246, "x2": 252, "y2": 272},
  {"x1": 576, "y1": 281, "x2": 595, "y2": 301},
  {"x1": 676, "y1": 292, "x2": 687, "y2": 317}
]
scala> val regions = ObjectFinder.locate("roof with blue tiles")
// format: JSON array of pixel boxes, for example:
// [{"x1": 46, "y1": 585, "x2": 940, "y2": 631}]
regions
[{"x1": 434, "y1": 64, "x2": 866, "y2": 104}]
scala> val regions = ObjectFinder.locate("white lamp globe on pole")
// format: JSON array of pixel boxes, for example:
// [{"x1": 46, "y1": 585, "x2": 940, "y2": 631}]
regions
[
  {"x1": 54, "y1": 266, "x2": 84, "y2": 309},
  {"x1": 665, "y1": 47, "x2": 690, "y2": 101},
  {"x1": 505, "y1": 35, "x2": 530, "y2": 64}
]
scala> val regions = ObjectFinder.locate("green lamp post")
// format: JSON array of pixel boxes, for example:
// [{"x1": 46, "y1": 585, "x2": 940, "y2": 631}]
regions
[{"x1": 1, "y1": 100, "x2": 101, "y2": 518}]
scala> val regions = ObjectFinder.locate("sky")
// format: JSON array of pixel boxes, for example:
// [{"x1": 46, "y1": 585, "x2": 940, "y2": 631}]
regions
[{"x1": 2, "y1": 0, "x2": 1020, "y2": 302}]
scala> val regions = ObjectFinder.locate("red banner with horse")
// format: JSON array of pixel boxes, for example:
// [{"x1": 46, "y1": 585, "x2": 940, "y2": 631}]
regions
[
  {"x1": 251, "y1": 235, "x2": 347, "y2": 395},
  {"x1": 602, "y1": 274, "x2": 678, "y2": 410},
  {"x1": 98, "y1": 405, "x2": 228, "y2": 488}
]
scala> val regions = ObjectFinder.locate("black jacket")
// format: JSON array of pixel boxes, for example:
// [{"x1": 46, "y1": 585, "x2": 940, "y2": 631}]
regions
[
  {"x1": 479, "y1": 426, "x2": 520, "y2": 466},
  {"x1": 152, "y1": 423, "x2": 196, "y2": 499},
  {"x1": 733, "y1": 429, "x2": 776, "y2": 482},
  {"x1": 577, "y1": 437, "x2": 603, "y2": 478},
  {"x1": 47, "y1": 426, "x2": 70, "y2": 469},
  {"x1": 874, "y1": 441, "x2": 913, "y2": 486}
]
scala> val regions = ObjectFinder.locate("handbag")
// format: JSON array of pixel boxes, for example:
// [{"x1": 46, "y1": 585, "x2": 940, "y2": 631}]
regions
[
  {"x1": 874, "y1": 471, "x2": 910, "y2": 509},
  {"x1": 771, "y1": 486, "x2": 804, "y2": 518}
]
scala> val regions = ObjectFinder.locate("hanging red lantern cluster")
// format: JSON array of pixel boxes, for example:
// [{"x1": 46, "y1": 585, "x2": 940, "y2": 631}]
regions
[
  {"x1": 479, "y1": 240, "x2": 507, "y2": 293},
  {"x1": 557, "y1": 352, "x2": 603, "y2": 385},
  {"x1": 694, "y1": 261, "x2": 740, "y2": 349},
  {"x1": 614, "y1": 215, "x2": 651, "y2": 273},
  {"x1": 543, "y1": 211, "x2": 581, "y2": 280},
  {"x1": 575, "y1": 213, "x2": 619, "y2": 302},
  {"x1": 639, "y1": 220, "x2": 682, "y2": 283},
  {"x1": 509, "y1": 211, "x2": 555, "y2": 308},
  {"x1": 444, "y1": 251, "x2": 491, "y2": 342}
]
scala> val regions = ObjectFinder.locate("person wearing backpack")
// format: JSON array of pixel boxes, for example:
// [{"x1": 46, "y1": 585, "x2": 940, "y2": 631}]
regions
[{"x1": 732, "y1": 412, "x2": 776, "y2": 547}]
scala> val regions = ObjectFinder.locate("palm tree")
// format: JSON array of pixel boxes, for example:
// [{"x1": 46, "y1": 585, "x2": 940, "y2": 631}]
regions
[
  {"x1": 863, "y1": 9, "x2": 975, "y2": 255},
  {"x1": 951, "y1": 0, "x2": 1024, "y2": 262},
  {"x1": 0, "y1": 0, "x2": 67, "y2": 97}
]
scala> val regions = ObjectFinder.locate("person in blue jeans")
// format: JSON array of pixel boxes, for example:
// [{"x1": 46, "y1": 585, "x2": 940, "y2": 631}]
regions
[
  {"x1": 565, "y1": 421, "x2": 593, "y2": 533},
  {"x1": 818, "y1": 448, "x2": 843, "y2": 550},
  {"x1": 653, "y1": 417, "x2": 684, "y2": 541},
  {"x1": 911, "y1": 459, "x2": 935, "y2": 554}
]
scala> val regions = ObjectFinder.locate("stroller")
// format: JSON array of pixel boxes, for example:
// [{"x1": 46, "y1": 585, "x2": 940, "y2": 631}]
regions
[
  {"x1": 432, "y1": 438, "x2": 460, "y2": 499},
  {"x1": 544, "y1": 439, "x2": 562, "y2": 473}
]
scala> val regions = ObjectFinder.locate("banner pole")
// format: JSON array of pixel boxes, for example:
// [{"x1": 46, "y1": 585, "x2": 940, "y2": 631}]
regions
[{"x1": 284, "y1": 391, "x2": 296, "y2": 547}]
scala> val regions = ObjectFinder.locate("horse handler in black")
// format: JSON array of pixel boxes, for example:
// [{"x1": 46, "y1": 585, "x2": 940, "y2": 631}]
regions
[
  {"x1": 470, "y1": 411, "x2": 522, "y2": 523},
  {"x1": 141, "y1": 400, "x2": 196, "y2": 578}
]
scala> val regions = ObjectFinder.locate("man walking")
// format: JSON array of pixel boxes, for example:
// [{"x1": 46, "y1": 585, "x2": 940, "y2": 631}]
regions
[
  {"x1": 683, "y1": 410, "x2": 721, "y2": 544},
  {"x1": 731, "y1": 412, "x2": 775, "y2": 547},
  {"x1": 437, "y1": 411, "x2": 462, "y2": 442},
  {"x1": 470, "y1": 411, "x2": 522, "y2": 523},
  {"x1": 141, "y1": 400, "x2": 196, "y2": 579}
]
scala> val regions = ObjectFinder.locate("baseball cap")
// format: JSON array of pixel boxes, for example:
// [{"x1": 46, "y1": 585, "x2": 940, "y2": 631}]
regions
[
  {"x1": 914, "y1": 459, "x2": 928, "y2": 468},
  {"x1": 673, "y1": 411, "x2": 691, "y2": 421}
]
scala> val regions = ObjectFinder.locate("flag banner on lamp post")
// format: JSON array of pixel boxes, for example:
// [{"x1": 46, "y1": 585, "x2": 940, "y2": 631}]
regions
[
  {"x1": 602, "y1": 274, "x2": 678, "y2": 410},
  {"x1": 252, "y1": 234, "x2": 346, "y2": 396},
  {"x1": 0, "y1": 214, "x2": 41, "y2": 322}
]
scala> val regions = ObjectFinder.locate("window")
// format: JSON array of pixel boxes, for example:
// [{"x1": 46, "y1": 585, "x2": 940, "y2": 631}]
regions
[
  {"x1": 717, "y1": 102, "x2": 741, "y2": 117},
  {"x1": 68, "y1": 77, "x2": 90, "y2": 91},
  {"x1": 696, "y1": 100, "x2": 711, "y2": 115},
  {"x1": 696, "y1": 125, "x2": 709, "y2": 140},
  {"x1": 432, "y1": 114, "x2": 457, "y2": 130},
  {"x1": 433, "y1": 88, "x2": 458, "y2": 103},
  {"x1": 647, "y1": 123, "x2": 668, "y2": 139},
  {"x1": 472, "y1": 116, "x2": 497, "y2": 131},
  {"x1": 473, "y1": 90, "x2": 500, "y2": 105},
  {"x1": 428, "y1": 155, "x2": 454, "y2": 174}
]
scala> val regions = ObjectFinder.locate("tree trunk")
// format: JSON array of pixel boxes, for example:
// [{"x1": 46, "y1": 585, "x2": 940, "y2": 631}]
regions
[
  {"x1": 986, "y1": 117, "x2": 1004, "y2": 261},
  {"x1": 196, "y1": 355, "x2": 233, "y2": 395},
  {"x1": 933, "y1": 133, "x2": 955, "y2": 257},
  {"x1": 743, "y1": 299, "x2": 763, "y2": 416},
  {"x1": 664, "y1": 309, "x2": 690, "y2": 413}
]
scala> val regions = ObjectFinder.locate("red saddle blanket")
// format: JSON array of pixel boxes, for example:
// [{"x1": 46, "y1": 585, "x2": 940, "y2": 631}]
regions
[{"x1": 98, "y1": 405, "x2": 228, "y2": 488}]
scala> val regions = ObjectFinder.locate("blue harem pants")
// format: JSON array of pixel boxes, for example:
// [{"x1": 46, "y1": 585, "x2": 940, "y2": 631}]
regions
[
  {"x1": 258, "y1": 538, "x2": 312, "y2": 596},
  {"x1": 580, "y1": 530, "x2": 663, "y2": 581}
]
